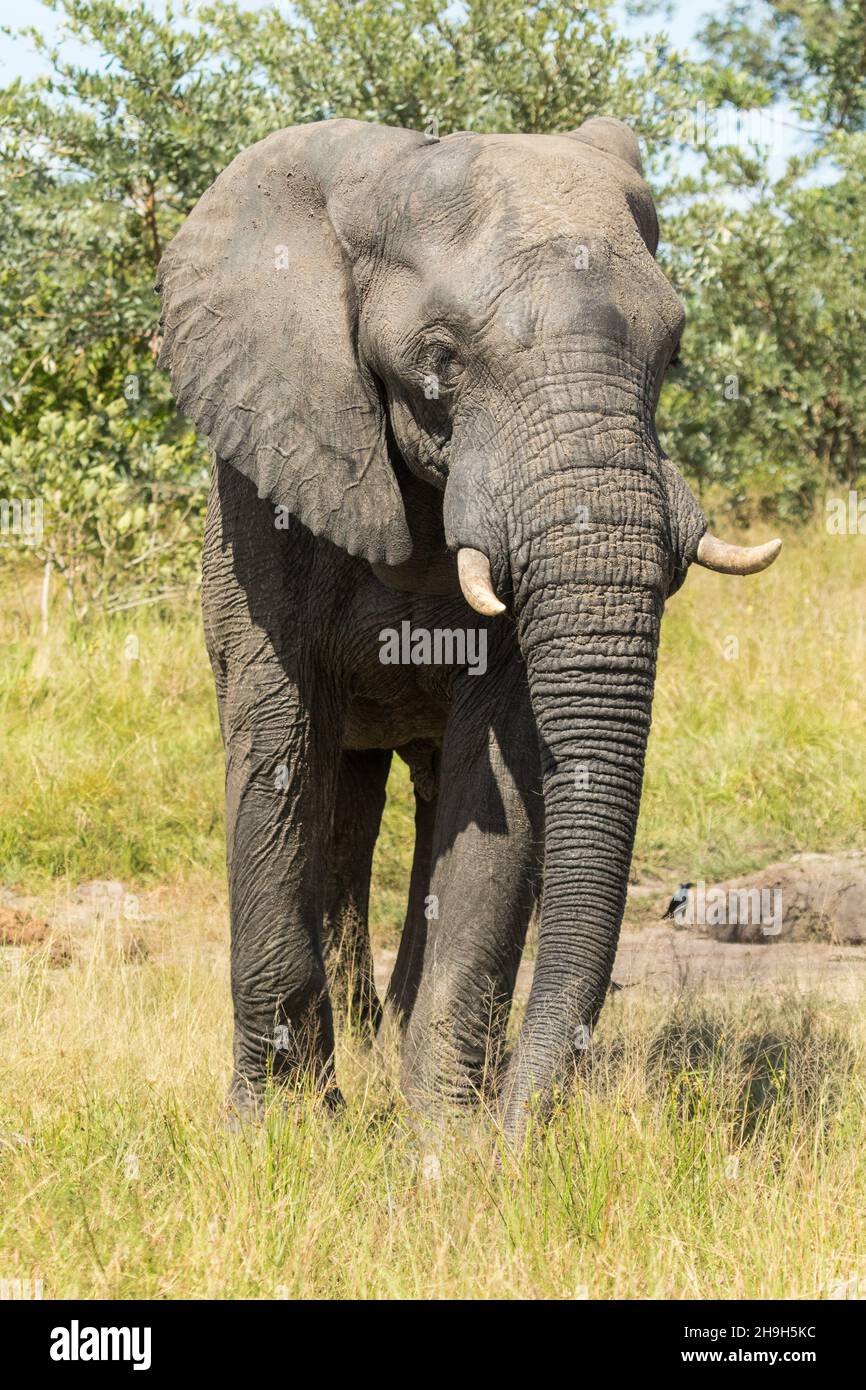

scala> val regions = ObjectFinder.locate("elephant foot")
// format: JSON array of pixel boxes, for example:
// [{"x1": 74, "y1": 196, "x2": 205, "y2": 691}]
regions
[
  {"x1": 223, "y1": 1078, "x2": 346, "y2": 1130},
  {"x1": 222, "y1": 1083, "x2": 268, "y2": 1131}
]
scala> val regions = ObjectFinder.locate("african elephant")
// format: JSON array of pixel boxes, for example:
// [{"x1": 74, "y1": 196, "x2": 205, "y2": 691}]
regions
[{"x1": 156, "y1": 116, "x2": 780, "y2": 1143}]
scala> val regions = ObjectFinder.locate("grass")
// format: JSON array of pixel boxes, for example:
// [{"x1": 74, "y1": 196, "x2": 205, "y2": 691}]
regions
[
  {"x1": 0, "y1": 568, "x2": 223, "y2": 886},
  {"x1": 2, "y1": 925, "x2": 863, "y2": 1298},
  {"x1": 1, "y1": 527, "x2": 865, "y2": 1298},
  {"x1": 644, "y1": 526, "x2": 866, "y2": 879},
  {"x1": 2, "y1": 529, "x2": 864, "y2": 920}
]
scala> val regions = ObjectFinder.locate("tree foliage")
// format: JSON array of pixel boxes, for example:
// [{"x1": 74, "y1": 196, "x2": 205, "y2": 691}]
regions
[
  {"x1": 657, "y1": 0, "x2": 866, "y2": 520},
  {"x1": 0, "y1": 0, "x2": 863, "y2": 605}
]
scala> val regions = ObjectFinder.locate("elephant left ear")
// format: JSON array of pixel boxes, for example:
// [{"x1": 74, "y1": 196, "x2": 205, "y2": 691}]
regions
[
  {"x1": 156, "y1": 121, "x2": 414, "y2": 566},
  {"x1": 566, "y1": 117, "x2": 658, "y2": 255},
  {"x1": 567, "y1": 116, "x2": 644, "y2": 174}
]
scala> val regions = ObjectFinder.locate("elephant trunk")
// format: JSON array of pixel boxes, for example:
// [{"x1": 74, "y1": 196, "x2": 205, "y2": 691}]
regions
[
  {"x1": 443, "y1": 339, "x2": 782, "y2": 1141},
  {"x1": 500, "y1": 583, "x2": 659, "y2": 1138},
  {"x1": 491, "y1": 417, "x2": 666, "y2": 1143}
]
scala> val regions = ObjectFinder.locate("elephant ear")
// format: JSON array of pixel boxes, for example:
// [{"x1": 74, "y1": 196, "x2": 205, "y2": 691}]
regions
[
  {"x1": 156, "y1": 122, "x2": 412, "y2": 565},
  {"x1": 567, "y1": 116, "x2": 658, "y2": 254},
  {"x1": 568, "y1": 116, "x2": 644, "y2": 174}
]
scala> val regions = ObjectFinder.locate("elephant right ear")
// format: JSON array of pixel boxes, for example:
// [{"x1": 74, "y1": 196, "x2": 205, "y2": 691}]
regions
[{"x1": 156, "y1": 123, "x2": 412, "y2": 565}]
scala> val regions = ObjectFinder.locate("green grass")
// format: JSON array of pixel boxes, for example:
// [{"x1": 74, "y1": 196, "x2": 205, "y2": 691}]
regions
[
  {"x1": 643, "y1": 527, "x2": 866, "y2": 879},
  {"x1": 1, "y1": 934, "x2": 863, "y2": 1298},
  {"x1": 1, "y1": 529, "x2": 864, "y2": 910},
  {"x1": 1, "y1": 530, "x2": 865, "y2": 1299},
  {"x1": 0, "y1": 568, "x2": 223, "y2": 885}
]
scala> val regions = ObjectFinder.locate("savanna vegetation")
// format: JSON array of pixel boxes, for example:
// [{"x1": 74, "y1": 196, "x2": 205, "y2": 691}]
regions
[
  {"x1": 2, "y1": 526, "x2": 865, "y2": 1298},
  {"x1": 1, "y1": 0, "x2": 865, "y2": 1300}
]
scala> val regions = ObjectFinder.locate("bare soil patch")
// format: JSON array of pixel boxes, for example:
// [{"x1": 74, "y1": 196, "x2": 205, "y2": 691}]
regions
[
  {"x1": 0, "y1": 903, "x2": 71, "y2": 966},
  {"x1": 4, "y1": 854, "x2": 866, "y2": 1001},
  {"x1": 0, "y1": 880, "x2": 150, "y2": 965}
]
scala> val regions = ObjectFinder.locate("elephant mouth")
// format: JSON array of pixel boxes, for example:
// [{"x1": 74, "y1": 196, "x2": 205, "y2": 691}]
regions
[{"x1": 455, "y1": 529, "x2": 782, "y2": 615}]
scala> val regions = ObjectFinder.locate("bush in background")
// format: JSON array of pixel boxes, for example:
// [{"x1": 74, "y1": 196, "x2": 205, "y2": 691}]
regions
[{"x1": 0, "y1": 0, "x2": 864, "y2": 608}]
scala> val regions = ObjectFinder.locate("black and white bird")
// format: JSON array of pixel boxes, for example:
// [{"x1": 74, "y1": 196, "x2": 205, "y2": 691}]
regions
[{"x1": 661, "y1": 882, "x2": 695, "y2": 921}]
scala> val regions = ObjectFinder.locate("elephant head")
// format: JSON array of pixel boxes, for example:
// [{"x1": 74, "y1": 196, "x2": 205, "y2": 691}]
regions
[{"x1": 157, "y1": 117, "x2": 780, "y2": 1136}]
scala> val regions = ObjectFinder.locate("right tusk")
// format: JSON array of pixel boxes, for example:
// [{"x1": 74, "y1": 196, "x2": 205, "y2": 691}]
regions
[
  {"x1": 695, "y1": 532, "x2": 782, "y2": 576},
  {"x1": 457, "y1": 547, "x2": 506, "y2": 616}
]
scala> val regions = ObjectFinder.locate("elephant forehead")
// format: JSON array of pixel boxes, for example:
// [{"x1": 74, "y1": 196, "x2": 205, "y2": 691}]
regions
[
  {"x1": 371, "y1": 144, "x2": 664, "y2": 318},
  {"x1": 368, "y1": 236, "x2": 681, "y2": 365},
  {"x1": 380, "y1": 132, "x2": 646, "y2": 244},
  {"x1": 359, "y1": 131, "x2": 681, "y2": 358}
]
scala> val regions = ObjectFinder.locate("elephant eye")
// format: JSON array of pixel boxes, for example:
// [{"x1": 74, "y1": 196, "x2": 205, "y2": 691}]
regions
[{"x1": 421, "y1": 340, "x2": 462, "y2": 396}]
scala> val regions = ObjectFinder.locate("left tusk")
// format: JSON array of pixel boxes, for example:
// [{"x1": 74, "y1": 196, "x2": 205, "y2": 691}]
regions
[
  {"x1": 457, "y1": 547, "x2": 506, "y2": 616},
  {"x1": 695, "y1": 532, "x2": 782, "y2": 576}
]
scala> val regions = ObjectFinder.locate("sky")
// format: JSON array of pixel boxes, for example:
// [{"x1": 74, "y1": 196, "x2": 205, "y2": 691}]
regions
[{"x1": 0, "y1": 0, "x2": 810, "y2": 179}]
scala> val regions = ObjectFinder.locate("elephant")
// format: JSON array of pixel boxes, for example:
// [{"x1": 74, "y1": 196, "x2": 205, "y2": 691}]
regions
[{"x1": 156, "y1": 115, "x2": 781, "y2": 1144}]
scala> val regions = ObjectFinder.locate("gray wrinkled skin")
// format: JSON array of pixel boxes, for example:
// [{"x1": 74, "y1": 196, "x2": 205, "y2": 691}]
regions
[{"x1": 157, "y1": 116, "x2": 707, "y2": 1142}]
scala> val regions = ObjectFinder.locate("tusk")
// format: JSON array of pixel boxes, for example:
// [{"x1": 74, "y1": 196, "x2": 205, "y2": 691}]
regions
[
  {"x1": 695, "y1": 533, "x2": 782, "y2": 576},
  {"x1": 457, "y1": 547, "x2": 506, "y2": 616}
]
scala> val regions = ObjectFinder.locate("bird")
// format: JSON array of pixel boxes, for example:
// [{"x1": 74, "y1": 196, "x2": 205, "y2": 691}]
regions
[{"x1": 661, "y1": 882, "x2": 695, "y2": 921}]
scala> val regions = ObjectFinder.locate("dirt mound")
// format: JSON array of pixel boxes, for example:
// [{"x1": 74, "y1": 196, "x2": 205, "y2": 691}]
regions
[
  {"x1": 0, "y1": 905, "x2": 71, "y2": 965},
  {"x1": 696, "y1": 853, "x2": 866, "y2": 944},
  {"x1": 625, "y1": 853, "x2": 866, "y2": 945},
  {"x1": 0, "y1": 883, "x2": 149, "y2": 966}
]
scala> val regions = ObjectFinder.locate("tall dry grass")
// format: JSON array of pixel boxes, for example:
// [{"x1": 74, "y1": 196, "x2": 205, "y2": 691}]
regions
[
  {"x1": 1, "y1": 529, "x2": 864, "y2": 1298},
  {"x1": 1, "y1": 920, "x2": 863, "y2": 1298}
]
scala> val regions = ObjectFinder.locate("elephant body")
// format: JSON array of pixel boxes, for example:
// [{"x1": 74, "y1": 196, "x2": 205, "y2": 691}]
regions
[
  {"x1": 158, "y1": 117, "x2": 779, "y2": 1141},
  {"x1": 202, "y1": 456, "x2": 541, "y2": 1109}
]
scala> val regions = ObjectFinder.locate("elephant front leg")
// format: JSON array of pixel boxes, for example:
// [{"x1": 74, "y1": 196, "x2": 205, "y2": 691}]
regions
[
  {"x1": 402, "y1": 662, "x2": 542, "y2": 1115},
  {"x1": 222, "y1": 666, "x2": 343, "y2": 1118}
]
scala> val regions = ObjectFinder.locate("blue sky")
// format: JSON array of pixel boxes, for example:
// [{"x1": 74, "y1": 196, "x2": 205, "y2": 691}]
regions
[{"x1": 0, "y1": 0, "x2": 809, "y2": 178}]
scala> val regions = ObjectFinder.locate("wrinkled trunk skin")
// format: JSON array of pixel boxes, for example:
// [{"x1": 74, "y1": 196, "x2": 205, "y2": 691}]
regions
[
  {"x1": 449, "y1": 352, "x2": 670, "y2": 1144},
  {"x1": 504, "y1": 473, "x2": 662, "y2": 1138},
  {"x1": 501, "y1": 580, "x2": 659, "y2": 1138}
]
